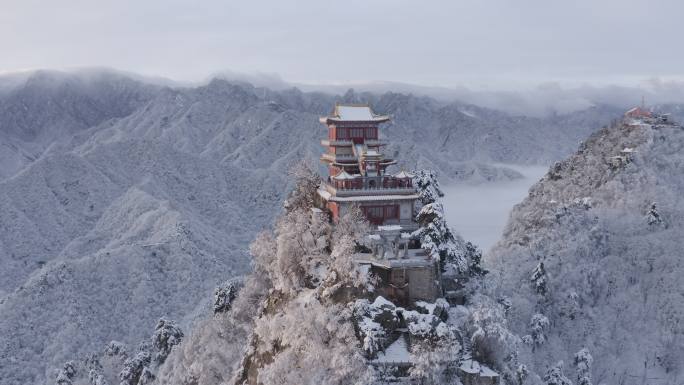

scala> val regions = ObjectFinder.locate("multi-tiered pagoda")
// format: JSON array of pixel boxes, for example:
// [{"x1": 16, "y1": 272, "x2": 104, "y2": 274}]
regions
[
  {"x1": 316, "y1": 103, "x2": 440, "y2": 305},
  {"x1": 316, "y1": 103, "x2": 420, "y2": 230}
]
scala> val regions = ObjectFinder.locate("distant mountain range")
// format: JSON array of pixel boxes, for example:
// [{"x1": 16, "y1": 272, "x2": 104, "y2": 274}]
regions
[{"x1": 0, "y1": 69, "x2": 663, "y2": 384}]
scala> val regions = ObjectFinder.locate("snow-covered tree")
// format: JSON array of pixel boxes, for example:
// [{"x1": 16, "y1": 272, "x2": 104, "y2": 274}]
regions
[
  {"x1": 530, "y1": 262, "x2": 548, "y2": 297},
  {"x1": 55, "y1": 361, "x2": 76, "y2": 385},
  {"x1": 151, "y1": 318, "x2": 184, "y2": 364},
  {"x1": 467, "y1": 295, "x2": 520, "y2": 367},
  {"x1": 412, "y1": 170, "x2": 485, "y2": 277},
  {"x1": 573, "y1": 348, "x2": 593, "y2": 385},
  {"x1": 104, "y1": 341, "x2": 127, "y2": 359},
  {"x1": 409, "y1": 327, "x2": 461, "y2": 385},
  {"x1": 284, "y1": 160, "x2": 322, "y2": 212},
  {"x1": 516, "y1": 364, "x2": 529, "y2": 385},
  {"x1": 331, "y1": 203, "x2": 369, "y2": 250},
  {"x1": 646, "y1": 202, "x2": 664, "y2": 226},
  {"x1": 318, "y1": 204, "x2": 372, "y2": 296},
  {"x1": 88, "y1": 370, "x2": 108, "y2": 385},
  {"x1": 559, "y1": 291, "x2": 580, "y2": 320},
  {"x1": 119, "y1": 347, "x2": 151, "y2": 385},
  {"x1": 239, "y1": 230, "x2": 278, "y2": 319},
  {"x1": 528, "y1": 313, "x2": 550, "y2": 347},
  {"x1": 412, "y1": 169, "x2": 444, "y2": 206},
  {"x1": 251, "y1": 297, "x2": 371, "y2": 385},
  {"x1": 414, "y1": 201, "x2": 467, "y2": 273},
  {"x1": 465, "y1": 241, "x2": 488, "y2": 277},
  {"x1": 352, "y1": 297, "x2": 398, "y2": 356},
  {"x1": 83, "y1": 354, "x2": 108, "y2": 385},
  {"x1": 543, "y1": 361, "x2": 573, "y2": 385},
  {"x1": 137, "y1": 367, "x2": 155, "y2": 385},
  {"x1": 213, "y1": 279, "x2": 242, "y2": 314}
]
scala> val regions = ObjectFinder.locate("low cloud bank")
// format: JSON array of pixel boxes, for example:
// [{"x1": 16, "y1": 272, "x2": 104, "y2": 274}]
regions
[{"x1": 4, "y1": 68, "x2": 684, "y2": 117}]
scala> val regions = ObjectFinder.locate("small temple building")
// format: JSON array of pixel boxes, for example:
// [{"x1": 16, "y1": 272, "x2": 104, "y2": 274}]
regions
[
  {"x1": 623, "y1": 103, "x2": 673, "y2": 126},
  {"x1": 316, "y1": 103, "x2": 440, "y2": 305},
  {"x1": 624, "y1": 106, "x2": 653, "y2": 120}
]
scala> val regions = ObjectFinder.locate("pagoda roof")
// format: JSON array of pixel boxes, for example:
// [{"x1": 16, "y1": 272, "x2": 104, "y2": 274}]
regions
[
  {"x1": 319, "y1": 103, "x2": 390, "y2": 123},
  {"x1": 332, "y1": 170, "x2": 356, "y2": 180},
  {"x1": 394, "y1": 170, "x2": 414, "y2": 179}
]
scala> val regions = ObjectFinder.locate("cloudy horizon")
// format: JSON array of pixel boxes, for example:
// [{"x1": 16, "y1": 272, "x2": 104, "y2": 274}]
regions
[{"x1": 2, "y1": 0, "x2": 683, "y2": 89}]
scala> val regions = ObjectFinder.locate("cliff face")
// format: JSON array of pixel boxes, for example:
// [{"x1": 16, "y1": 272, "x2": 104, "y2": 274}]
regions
[{"x1": 488, "y1": 119, "x2": 684, "y2": 384}]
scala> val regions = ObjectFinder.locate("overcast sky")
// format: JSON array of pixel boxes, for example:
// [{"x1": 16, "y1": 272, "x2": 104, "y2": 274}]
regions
[{"x1": 1, "y1": 0, "x2": 682, "y2": 89}]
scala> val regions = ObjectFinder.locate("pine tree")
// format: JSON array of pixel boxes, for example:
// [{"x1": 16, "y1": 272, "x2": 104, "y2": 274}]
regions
[
  {"x1": 55, "y1": 361, "x2": 76, "y2": 385},
  {"x1": 646, "y1": 202, "x2": 664, "y2": 226},
  {"x1": 530, "y1": 262, "x2": 548, "y2": 296},
  {"x1": 543, "y1": 361, "x2": 573, "y2": 385},
  {"x1": 414, "y1": 201, "x2": 467, "y2": 273},
  {"x1": 151, "y1": 318, "x2": 184, "y2": 364},
  {"x1": 412, "y1": 169, "x2": 444, "y2": 206},
  {"x1": 213, "y1": 279, "x2": 241, "y2": 314},
  {"x1": 573, "y1": 348, "x2": 593, "y2": 385},
  {"x1": 516, "y1": 364, "x2": 529, "y2": 385},
  {"x1": 467, "y1": 295, "x2": 519, "y2": 366},
  {"x1": 119, "y1": 348, "x2": 151, "y2": 385},
  {"x1": 529, "y1": 313, "x2": 550, "y2": 347},
  {"x1": 465, "y1": 241, "x2": 488, "y2": 277},
  {"x1": 409, "y1": 325, "x2": 461, "y2": 385}
]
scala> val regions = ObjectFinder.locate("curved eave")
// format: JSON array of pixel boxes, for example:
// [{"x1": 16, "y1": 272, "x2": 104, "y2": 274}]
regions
[
  {"x1": 320, "y1": 116, "x2": 390, "y2": 124},
  {"x1": 379, "y1": 160, "x2": 397, "y2": 165}
]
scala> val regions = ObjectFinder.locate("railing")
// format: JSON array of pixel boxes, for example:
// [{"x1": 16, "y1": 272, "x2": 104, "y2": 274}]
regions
[
  {"x1": 325, "y1": 183, "x2": 416, "y2": 196},
  {"x1": 320, "y1": 153, "x2": 356, "y2": 161},
  {"x1": 321, "y1": 139, "x2": 353, "y2": 146},
  {"x1": 321, "y1": 139, "x2": 387, "y2": 147}
]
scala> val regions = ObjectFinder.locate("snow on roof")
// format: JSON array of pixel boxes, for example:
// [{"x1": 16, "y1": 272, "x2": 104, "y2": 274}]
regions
[
  {"x1": 394, "y1": 170, "x2": 414, "y2": 179},
  {"x1": 317, "y1": 189, "x2": 332, "y2": 200},
  {"x1": 459, "y1": 359, "x2": 499, "y2": 377},
  {"x1": 372, "y1": 334, "x2": 411, "y2": 364},
  {"x1": 480, "y1": 365, "x2": 499, "y2": 377},
  {"x1": 321, "y1": 104, "x2": 390, "y2": 122},
  {"x1": 372, "y1": 296, "x2": 396, "y2": 308},
  {"x1": 337, "y1": 105, "x2": 374, "y2": 120},
  {"x1": 332, "y1": 170, "x2": 355, "y2": 180},
  {"x1": 621, "y1": 147, "x2": 635, "y2": 153}
]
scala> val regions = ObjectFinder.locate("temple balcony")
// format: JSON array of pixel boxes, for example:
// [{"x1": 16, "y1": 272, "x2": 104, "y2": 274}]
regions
[
  {"x1": 320, "y1": 153, "x2": 357, "y2": 162},
  {"x1": 322, "y1": 177, "x2": 416, "y2": 197},
  {"x1": 321, "y1": 139, "x2": 353, "y2": 146},
  {"x1": 321, "y1": 139, "x2": 387, "y2": 147}
]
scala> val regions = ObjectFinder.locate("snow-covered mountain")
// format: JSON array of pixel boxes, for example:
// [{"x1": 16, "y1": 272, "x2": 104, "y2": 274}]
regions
[
  {"x1": 0, "y1": 70, "x2": 622, "y2": 385},
  {"x1": 0, "y1": 70, "x2": 159, "y2": 180},
  {"x1": 488, "y1": 119, "x2": 684, "y2": 384}
]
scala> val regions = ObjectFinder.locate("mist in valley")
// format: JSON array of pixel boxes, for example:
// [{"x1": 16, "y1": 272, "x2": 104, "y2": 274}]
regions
[{"x1": 442, "y1": 165, "x2": 548, "y2": 252}]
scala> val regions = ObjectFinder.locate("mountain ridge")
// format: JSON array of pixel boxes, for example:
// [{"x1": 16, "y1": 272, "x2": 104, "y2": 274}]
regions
[
  {"x1": 0, "y1": 70, "x2": 636, "y2": 384},
  {"x1": 488, "y1": 118, "x2": 684, "y2": 384}
]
